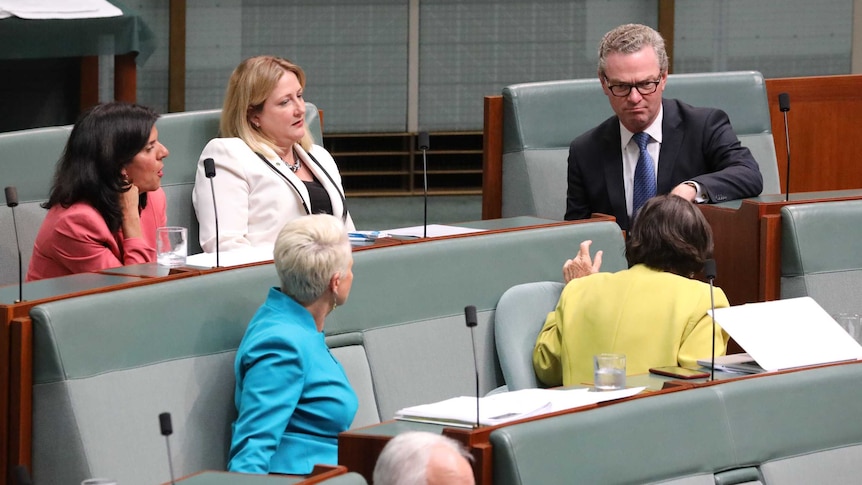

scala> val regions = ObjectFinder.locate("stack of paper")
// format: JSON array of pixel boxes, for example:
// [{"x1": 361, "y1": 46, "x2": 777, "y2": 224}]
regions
[
  {"x1": 395, "y1": 387, "x2": 644, "y2": 428},
  {"x1": 698, "y1": 353, "x2": 764, "y2": 374}
]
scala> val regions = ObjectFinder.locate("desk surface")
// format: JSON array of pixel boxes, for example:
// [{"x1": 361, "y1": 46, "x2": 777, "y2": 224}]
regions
[
  {"x1": 97, "y1": 262, "x2": 173, "y2": 278},
  {"x1": 0, "y1": 272, "x2": 140, "y2": 305},
  {"x1": 0, "y1": 1, "x2": 155, "y2": 64},
  {"x1": 713, "y1": 188, "x2": 862, "y2": 210}
]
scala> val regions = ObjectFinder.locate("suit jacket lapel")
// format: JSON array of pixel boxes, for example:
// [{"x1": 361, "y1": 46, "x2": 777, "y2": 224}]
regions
[
  {"x1": 600, "y1": 122, "x2": 628, "y2": 228},
  {"x1": 658, "y1": 99, "x2": 684, "y2": 193}
]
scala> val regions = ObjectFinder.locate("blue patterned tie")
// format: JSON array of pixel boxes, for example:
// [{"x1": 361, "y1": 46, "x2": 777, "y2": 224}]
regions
[{"x1": 632, "y1": 132, "x2": 656, "y2": 216}]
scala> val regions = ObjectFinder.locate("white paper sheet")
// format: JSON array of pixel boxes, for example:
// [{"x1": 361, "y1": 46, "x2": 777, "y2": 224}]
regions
[
  {"x1": 394, "y1": 386, "x2": 644, "y2": 427},
  {"x1": 383, "y1": 224, "x2": 485, "y2": 238},
  {"x1": 709, "y1": 297, "x2": 862, "y2": 371},
  {"x1": 0, "y1": 0, "x2": 121, "y2": 19},
  {"x1": 185, "y1": 245, "x2": 274, "y2": 268}
]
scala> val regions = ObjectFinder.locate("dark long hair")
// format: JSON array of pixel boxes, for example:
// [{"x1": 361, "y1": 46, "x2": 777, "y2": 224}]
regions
[
  {"x1": 625, "y1": 194, "x2": 713, "y2": 277},
  {"x1": 44, "y1": 102, "x2": 159, "y2": 233}
]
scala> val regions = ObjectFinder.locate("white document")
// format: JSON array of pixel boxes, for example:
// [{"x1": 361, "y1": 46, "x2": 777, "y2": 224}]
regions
[
  {"x1": 383, "y1": 224, "x2": 485, "y2": 238},
  {"x1": 709, "y1": 296, "x2": 862, "y2": 371},
  {"x1": 394, "y1": 386, "x2": 644, "y2": 428},
  {"x1": 0, "y1": 0, "x2": 122, "y2": 19},
  {"x1": 185, "y1": 245, "x2": 274, "y2": 268}
]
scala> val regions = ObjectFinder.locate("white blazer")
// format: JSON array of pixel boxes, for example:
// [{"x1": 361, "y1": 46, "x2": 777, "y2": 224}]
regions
[{"x1": 192, "y1": 138, "x2": 355, "y2": 253}]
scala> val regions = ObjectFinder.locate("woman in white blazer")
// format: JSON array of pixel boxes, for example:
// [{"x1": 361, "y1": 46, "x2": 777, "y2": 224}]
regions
[{"x1": 193, "y1": 56, "x2": 354, "y2": 253}]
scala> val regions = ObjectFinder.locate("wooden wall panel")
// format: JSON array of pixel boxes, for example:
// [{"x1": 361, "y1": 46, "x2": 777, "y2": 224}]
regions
[{"x1": 766, "y1": 75, "x2": 862, "y2": 193}]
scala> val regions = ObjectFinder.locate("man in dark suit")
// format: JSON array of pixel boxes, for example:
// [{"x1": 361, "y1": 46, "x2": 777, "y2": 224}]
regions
[{"x1": 565, "y1": 23, "x2": 763, "y2": 231}]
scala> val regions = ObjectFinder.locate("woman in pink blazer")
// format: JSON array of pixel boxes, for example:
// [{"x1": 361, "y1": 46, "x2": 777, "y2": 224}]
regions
[{"x1": 27, "y1": 102, "x2": 170, "y2": 281}]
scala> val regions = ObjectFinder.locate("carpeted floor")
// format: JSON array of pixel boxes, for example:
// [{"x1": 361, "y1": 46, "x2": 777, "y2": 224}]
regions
[{"x1": 346, "y1": 195, "x2": 482, "y2": 231}]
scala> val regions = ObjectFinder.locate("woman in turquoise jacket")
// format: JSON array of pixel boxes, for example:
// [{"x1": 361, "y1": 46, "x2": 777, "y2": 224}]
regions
[{"x1": 228, "y1": 214, "x2": 357, "y2": 474}]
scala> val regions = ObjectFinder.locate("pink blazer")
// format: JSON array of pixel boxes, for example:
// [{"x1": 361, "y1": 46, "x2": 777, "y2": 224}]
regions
[{"x1": 27, "y1": 188, "x2": 167, "y2": 281}]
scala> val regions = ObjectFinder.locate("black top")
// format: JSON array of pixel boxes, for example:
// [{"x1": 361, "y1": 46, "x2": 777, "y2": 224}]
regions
[{"x1": 304, "y1": 179, "x2": 333, "y2": 215}]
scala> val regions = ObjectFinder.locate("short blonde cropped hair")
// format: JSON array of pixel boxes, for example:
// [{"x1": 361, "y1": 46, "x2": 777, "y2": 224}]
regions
[
  {"x1": 273, "y1": 214, "x2": 351, "y2": 303},
  {"x1": 220, "y1": 55, "x2": 314, "y2": 154}
]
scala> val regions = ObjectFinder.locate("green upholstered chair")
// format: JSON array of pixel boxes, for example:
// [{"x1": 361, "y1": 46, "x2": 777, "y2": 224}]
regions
[
  {"x1": 780, "y1": 199, "x2": 862, "y2": 317},
  {"x1": 501, "y1": 71, "x2": 779, "y2": 219},
  {"x1": 155, "y1": 109, "x2": 221, "y2": 255},
  {"x1": 0, "y1": 125, "x2": 72, "y2": 285},
  {"x1": 494, "y1": 281, "x2": 564, "y2": 391}
]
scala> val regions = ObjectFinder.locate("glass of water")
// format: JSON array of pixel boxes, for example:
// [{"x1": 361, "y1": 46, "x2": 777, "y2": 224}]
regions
[
  {"x1": 834, "y1": 313, "x2": 862, "y2": 343},
  {"x1": 156, "y1": 226, "x2": 188, "y2": 268},
  {"x1": 593, "y1": 353, "x2": 626, "y2": 391}
]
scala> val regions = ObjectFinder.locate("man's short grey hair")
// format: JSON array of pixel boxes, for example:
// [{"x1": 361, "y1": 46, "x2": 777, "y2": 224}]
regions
[
  {"x1": 373, "y1": 432, "x2": 473, "y2": 485},
  {"x1": 597, "y1": 23, "x2": 668, "y2": 76},
  {"x1": 273, "y1": 214, "x2": 350, "y2": 303}
]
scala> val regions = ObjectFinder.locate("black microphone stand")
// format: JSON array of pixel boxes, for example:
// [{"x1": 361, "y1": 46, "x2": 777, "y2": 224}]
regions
[
  {"x1": 418, "y1": 132, "x2": 430, "y2": 238},
  {"x1": 704, "y1": 259, "x2": 717, "y2": 381},
  {"x1": 464, "y1": 305, "x2": 479, "y2": 428},
  {"x1": 5, "y1": 186, "x2": 23, "y2": 302},
  {"x1": 159, "y1": 412, "x2": 176, "y2": 485},
  {"x1": 779, "y1": 93, "x2": 791, "y2": 202},
  {"x1": 203, "y1": 158, "x2": 219, "y2": 267}
]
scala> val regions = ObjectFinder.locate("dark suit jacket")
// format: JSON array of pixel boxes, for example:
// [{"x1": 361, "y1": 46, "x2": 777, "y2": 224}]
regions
[{"x1": 564, "y1": 98, "x2": 763, "y2": 230}]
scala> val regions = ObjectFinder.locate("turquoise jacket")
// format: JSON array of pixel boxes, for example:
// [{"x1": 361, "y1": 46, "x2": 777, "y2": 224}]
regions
[{"x1": 228, "y1": 287, "x2": 358, "y2": 474}]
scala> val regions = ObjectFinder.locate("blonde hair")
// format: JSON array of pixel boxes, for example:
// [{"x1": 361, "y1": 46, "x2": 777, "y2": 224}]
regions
[
  {"x1": 273, "y1": 214, "x2": 351, "y2": 304},
  {"x1": 220, "y1": 55, "x2": 314, "y2": 154}
]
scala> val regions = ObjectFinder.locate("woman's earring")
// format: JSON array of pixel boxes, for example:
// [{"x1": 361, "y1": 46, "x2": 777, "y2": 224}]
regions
[{"x1": 332, "y1": 291, "x2": 338, "y2": 311}]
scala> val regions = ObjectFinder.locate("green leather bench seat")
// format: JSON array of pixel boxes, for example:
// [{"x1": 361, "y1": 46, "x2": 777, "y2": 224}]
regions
[
  {"x1": 501, "y1": 71, "x2": 779, "y2": 219},
  {"x1": 780, "y1": 199, "x2": 862, "y2": 316},
  {"x1": 29, "y1": 219, "x2": 627, "y2": 484},
  {"x1": 0, "y1": 125, "x2": 72, "y2": 285},
  {"x1": 490, "y1": 362, "x2": 862, "y2": 485}
]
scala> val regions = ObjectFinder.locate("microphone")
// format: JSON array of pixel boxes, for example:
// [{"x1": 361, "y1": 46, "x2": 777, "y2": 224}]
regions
[
  {"x1": 778, "y1": 93, "x2": 791, "y2": 202},
  {"x1": 464, "y1": 305, "x2": 480, "y2": 428},
  {"x1": 13, "y1": 464, "x2": 31, "y2": 485},
  {"x1": 5, "y1": 186, "x2": 24, "y2": 303},
  {"x1": 203, "y1": 158, "x2": 219, "y2": 268},
  {"x1": 704, "y1": 259, "x2": 717, "y2": 381},
  {"x1": 418, "y1": 132, "x2": 430, "y2": 238},
  {"x1": 159, "y1": 412, "x2": 176, "y2": 485}
]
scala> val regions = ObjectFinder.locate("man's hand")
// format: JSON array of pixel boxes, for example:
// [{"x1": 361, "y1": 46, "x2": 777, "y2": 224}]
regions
[
  {"x1": 670, "y1": 182, "x2": 697, "y2": 201},
  {"x1": 562, "y1": 239, "x2": 603, "y2": 283}
]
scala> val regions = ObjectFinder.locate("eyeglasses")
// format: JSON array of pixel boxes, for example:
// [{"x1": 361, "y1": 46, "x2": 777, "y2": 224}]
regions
[{"x1": 604, "y1": 77, "x2": 662, "y2": 97}]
